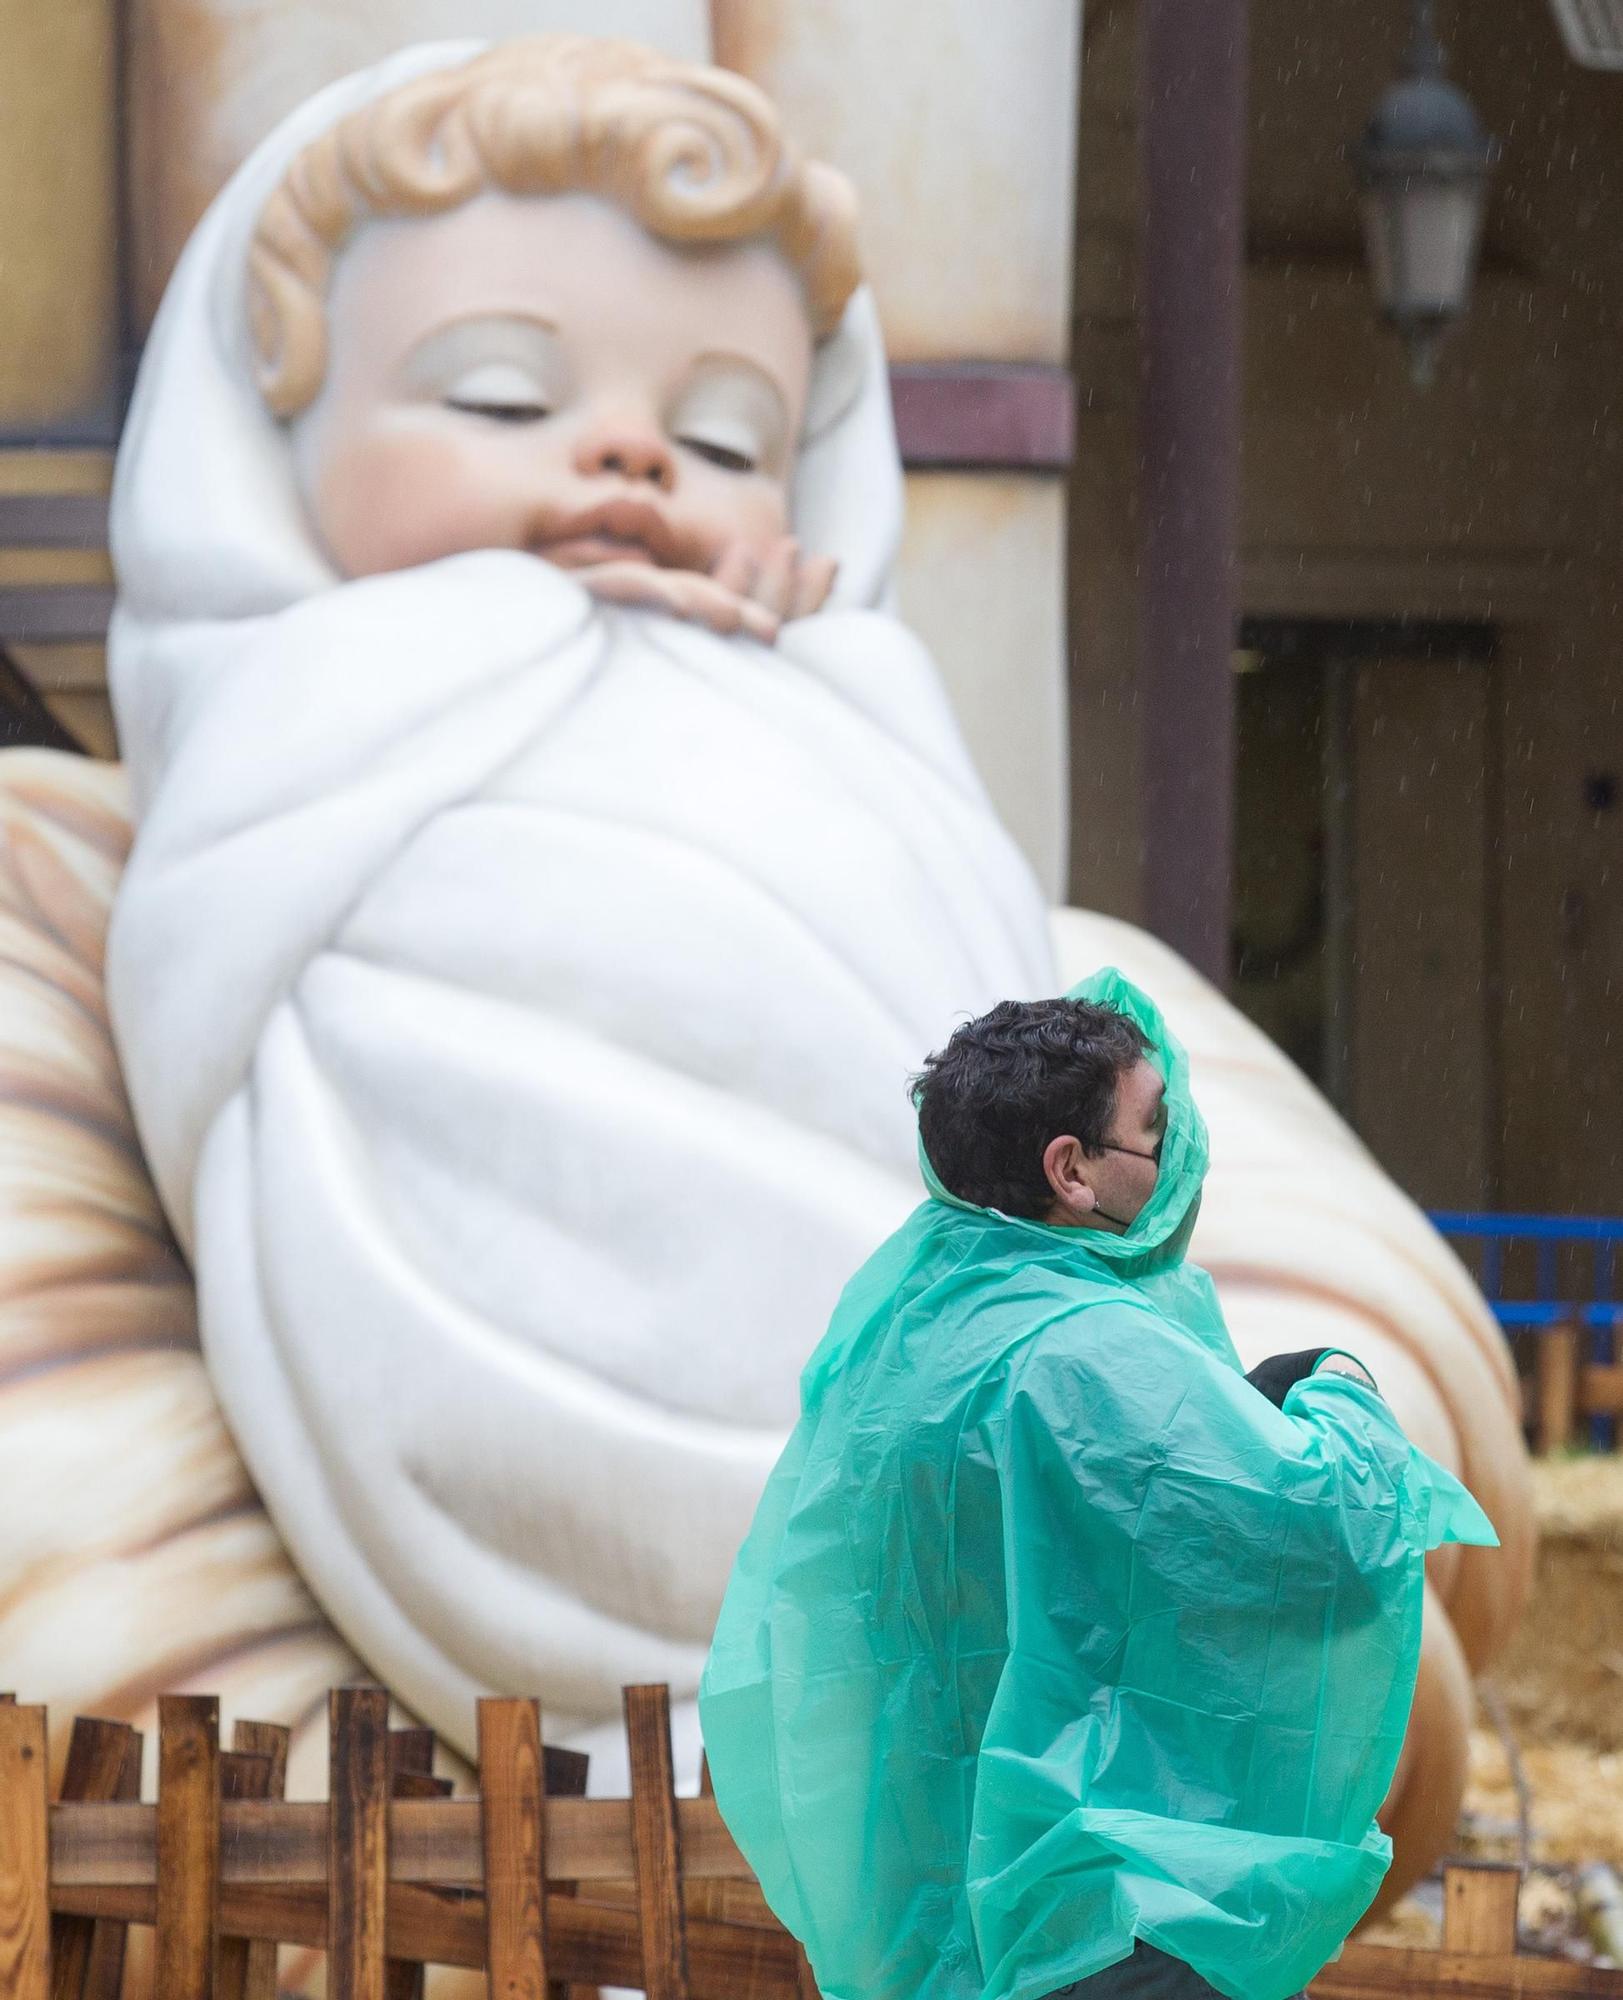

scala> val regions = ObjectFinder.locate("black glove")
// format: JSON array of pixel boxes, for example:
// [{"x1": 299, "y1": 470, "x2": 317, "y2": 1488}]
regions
[{"x1": 1243, "y1": 1347, "x2": 1337, "y2": 1410}]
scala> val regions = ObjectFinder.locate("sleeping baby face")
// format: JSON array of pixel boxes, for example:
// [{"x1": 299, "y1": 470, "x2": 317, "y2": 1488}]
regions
[{"x1": 290, "y1": 191, "x2": 832, "y2": 639}]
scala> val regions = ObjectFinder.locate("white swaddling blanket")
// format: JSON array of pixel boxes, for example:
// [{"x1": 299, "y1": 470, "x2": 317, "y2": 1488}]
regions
[{"x1": 106, "y1": 41, "x2": 1056, "y2": 1789}]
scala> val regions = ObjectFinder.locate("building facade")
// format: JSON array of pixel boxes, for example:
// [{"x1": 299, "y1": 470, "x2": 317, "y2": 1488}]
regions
[{"x1": 1074, "y1": 0, "x2": 1623, "y2": 1216}]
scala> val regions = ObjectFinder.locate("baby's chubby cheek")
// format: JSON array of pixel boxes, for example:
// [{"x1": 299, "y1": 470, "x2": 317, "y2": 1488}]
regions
[{"x1": 297, "y1": 424, "x2": 524, "y2": 579}]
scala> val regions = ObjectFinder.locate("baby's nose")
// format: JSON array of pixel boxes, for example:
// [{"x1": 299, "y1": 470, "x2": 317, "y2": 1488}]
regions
[{"x1": 572, "y1": 419, "x2": 676, "y2": 493}]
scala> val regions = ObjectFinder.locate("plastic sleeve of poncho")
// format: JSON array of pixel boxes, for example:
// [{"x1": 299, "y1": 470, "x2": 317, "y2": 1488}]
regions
[{"x1": 966, "y1": 1304, "x2": 1498, "y2": 2000}]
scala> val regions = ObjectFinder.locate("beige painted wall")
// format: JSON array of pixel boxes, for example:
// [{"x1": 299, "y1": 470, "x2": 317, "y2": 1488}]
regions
[
  {"x1": 124, "y1": 0, "x2": 1081, "y2": 365},
  {"x1": 899, "y1": 476, "x2": 1069, "y2": 897},
  {"x1": 0, "y1": 0, "x2": 118, "y2": 431},
  {"x1": 125, "y1": 0, "x2": 714, "y2": 324},
  {"x1": 713, "y1": 0, "x2": 1081, "y2": 366}
]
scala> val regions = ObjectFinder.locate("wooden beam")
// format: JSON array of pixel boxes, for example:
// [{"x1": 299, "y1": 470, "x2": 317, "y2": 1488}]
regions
[
  {"x1": 1536, "y1": 1321, "x2": 1581, "y2": 1454},
  {"x1": 50, "y1": 1718, "x2": 138, "y2": 2000},
  {"x1": 1442, "y1": 1862, "x2": 1520, "y2": 1954},
  {"x1": 1581, "y1": 1361, "x2": 1623, "y2": 1415},
  {"x1": 328, "y1": 1687, "x2": 391, "y2": 2000},
  {"x1": 0, "y1": 587, "x2": 114, "y2": 644},
  {"x1": 0, "y1": 494, "x2": 109, "y2": 550},
  {"x1": 0, "y1": 1703, "x2": 52, "y2": 2000},
  {"x1": 50, "y1": 1795, "x2": 757, "y2": 1887},
  {"x1": 624, "y1": 1686, "x2": 691, "y2": 2000},
  {"x1": 888, "y1": 364, "x2": 1074, "y2": 471},
  {"x1": 59, "y1": 1880, "x2": 1620, "y2": 2000},
  {"x1": 1139, "y1": 0, "x2": 1248, "y2": 982},
  {"x1": 479, "y1": 1699, "x2": 549, "y2": 2000},
  {"x1": 386, "y1": 1765, "x2": 450, "y2": 2000},
  {"x1": 540, "y1": 1726, "x2": 587, "y2": 2000},
  {"x1": 49, "y1": 1883, "x2": 802, "y2": 1997},
  {"x1": 1309, "y1": 1937, "x2": 1623, "y2": 1997},
  {"x1": 216, "y1": 1751, "x2": 273, "y2": 2000},
  {"x1": 387, "y1": 1731, "x2": 435, "y2": 1781},
  {"x1": 1241, "y1": 546, "x2": 1562, "y2": 626},
  {"x1": 155, "y1": 1695, "x2": 220, "y2": 2000},
  {"x1": 228, "y1": 1723, "x2": 287, "y2": 2000},
  {"x1": 542, "y1": 1748, "x2": 589, "y2": 1800},
  {"x1": 79, "y1": 1734, "x2": 142, "y2": 2000}
]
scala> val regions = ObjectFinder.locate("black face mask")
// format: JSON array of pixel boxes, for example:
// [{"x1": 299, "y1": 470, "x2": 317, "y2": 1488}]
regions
[{"x1": 1091, "y1": 1138, "x2": 1162, "y2": 1230}]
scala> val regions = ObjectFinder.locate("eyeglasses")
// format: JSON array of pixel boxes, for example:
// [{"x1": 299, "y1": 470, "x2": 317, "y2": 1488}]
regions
[{"x1": 1099, "y1": 1138, "x2": 1163, "y2": 1168}]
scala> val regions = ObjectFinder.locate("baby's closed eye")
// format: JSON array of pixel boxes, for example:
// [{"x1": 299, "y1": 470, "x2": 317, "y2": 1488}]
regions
[
  {"x1": 400, "y1": 315, "x2": 572, "y2": 423},
  {"x1": 443, "y1": 359, "x2": 553, "y2": 424},
  {"x1": 678, "y1": 435, "x2": 758, "y2": 474},
  {"x1": 666, "y1": 361, "x2": 786, "y2": 480}
]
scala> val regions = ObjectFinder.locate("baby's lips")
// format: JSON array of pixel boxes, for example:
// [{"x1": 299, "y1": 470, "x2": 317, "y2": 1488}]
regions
[{"x1": 542, "y1": 534, "x2": 662, "y2": 570}]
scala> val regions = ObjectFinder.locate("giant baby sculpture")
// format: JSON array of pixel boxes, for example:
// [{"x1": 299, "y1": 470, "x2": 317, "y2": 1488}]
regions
[
  {"x1": 0, "y1": 30, "x2": 1529, "y2": 1953},
  {"x1": 106, "y1": 32, "x2": 1056, "y2": 1793}
]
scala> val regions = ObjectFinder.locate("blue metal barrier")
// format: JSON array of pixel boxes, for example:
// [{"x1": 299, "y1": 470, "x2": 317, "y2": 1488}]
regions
[{"x1": 1428, "y1": 1210, "x2": 1623, "y2": 1448}]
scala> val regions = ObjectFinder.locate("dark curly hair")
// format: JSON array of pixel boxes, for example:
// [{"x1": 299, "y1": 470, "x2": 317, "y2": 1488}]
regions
[{"x1": 912, "y1": 998, "x2": 1152, "y2": 1218}]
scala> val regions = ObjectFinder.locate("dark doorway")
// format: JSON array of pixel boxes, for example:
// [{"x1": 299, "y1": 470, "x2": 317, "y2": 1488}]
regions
[{"x1": 1231, "y1": 617, "x2": 1500, "y2": 1210}]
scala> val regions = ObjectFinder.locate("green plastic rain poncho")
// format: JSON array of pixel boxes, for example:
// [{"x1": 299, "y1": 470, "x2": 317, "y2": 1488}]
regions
[{"x1": 697, "y1": 968, "x2": 1499, "y2": 2000}]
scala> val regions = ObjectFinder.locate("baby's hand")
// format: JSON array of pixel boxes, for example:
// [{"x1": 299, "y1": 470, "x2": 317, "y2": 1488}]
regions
[
  {"x1": 711, "y1": 536, "x2": 839, "y2": 637},
  {"x1": 578, "y1": 536, "x2": 837, "y2": 645}
]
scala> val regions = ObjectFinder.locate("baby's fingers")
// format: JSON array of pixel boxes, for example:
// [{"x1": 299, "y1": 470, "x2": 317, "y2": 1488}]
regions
[
  {"x1": 574, "y1": 558, "x2": 780, "y2": 644},
  {"x1": 711, "y1": 542, "x2": 759, "y2": 598},
  {"x1": 788, "y1": 553, "x2": 839, "y2": 622},
  {"x1": 578, "y1": 561, "x2": 679, "y2": 612},
  {"x1": 753, "y1": 538, "x2": 800, "y2": 620},
  {"x1": 672, "y1": 572, "x2": 781, "y2": 645}
]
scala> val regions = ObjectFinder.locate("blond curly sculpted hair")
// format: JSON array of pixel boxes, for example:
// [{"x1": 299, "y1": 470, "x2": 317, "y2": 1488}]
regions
[{"x1": 246, "y1": 35, "x2": 863, "y2": 419}]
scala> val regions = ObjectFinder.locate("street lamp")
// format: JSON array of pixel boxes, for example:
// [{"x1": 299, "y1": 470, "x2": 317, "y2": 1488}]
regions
[{"x1": 1353, "y1": 0, "x2": 1500, "y2": 387}]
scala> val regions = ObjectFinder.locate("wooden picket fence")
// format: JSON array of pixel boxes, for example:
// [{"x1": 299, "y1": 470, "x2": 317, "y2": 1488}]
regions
[
  {"x1": 0, "y1": 1682, "x2": 812, "y2": 2000},
  {"x1": 3, "y1": 1680, "x2": 1623, "y2": 1999}
]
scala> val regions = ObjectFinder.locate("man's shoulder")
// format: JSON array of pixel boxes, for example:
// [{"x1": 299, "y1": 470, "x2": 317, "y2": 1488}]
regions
[
  {"x1": 1006, "y1": 1287, "x2": 1194, "y2": 1385},
  {"x1": 907, "y1": 1227, "x2": 1117, "y2": 1321},
  {"x1": 868, "y1": 1209, "x2": 1192, "y2": 1382}
]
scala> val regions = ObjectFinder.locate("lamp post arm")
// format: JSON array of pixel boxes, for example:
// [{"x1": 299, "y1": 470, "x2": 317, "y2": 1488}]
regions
[{"x1": 1407, "y1": 0, "x2": 1445, "y2": 78}]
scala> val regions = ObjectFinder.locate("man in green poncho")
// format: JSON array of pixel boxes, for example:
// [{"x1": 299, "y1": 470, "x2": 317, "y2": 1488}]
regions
[{"x1": 697, "y1": 968, "x2": 1500, "y2": 2000}]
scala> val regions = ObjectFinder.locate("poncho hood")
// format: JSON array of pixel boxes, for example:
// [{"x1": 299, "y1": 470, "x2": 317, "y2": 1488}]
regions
[
  {"x1": 700, "y1": 965, "x2": 1499, "y2": 2000},
  {"x1": 915, "y1": 965, "x2": 1208, "y2": 1280}
]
